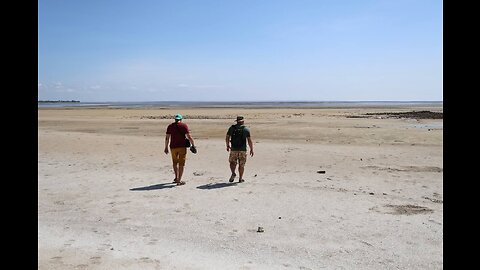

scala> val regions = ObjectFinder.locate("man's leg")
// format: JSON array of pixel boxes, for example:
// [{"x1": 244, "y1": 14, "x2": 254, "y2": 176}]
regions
[
  {"x1": 175, "y1": 148, "x2": 187, "y2": 185},
  {"x1": 172, "y1": 163, "x2": 178, "y2": 180},
  {"x1": 238, "y1": 165, "x2": 244, "y2": 181},
  {"x1": 171, "y1": 148, "x2": 180, "y2": 182},
  {"x1": 238, "y1": 152, "x2": 247, "y2": 182},
  {"x1": 229, "y1": 162, "x2": 237, "y2": 182},
  {"x1": 230, "y1": 162, "x2": 237, "y2": 175},
  {"x1": 178, "y1": 165, "x2": 184, "y2": 182},
  {"x1": 228, "y1": 151, "x2": 237, "y2": 182},
  {"x1": 172, "y1": 149, "x2": 178, "y2": 181}
]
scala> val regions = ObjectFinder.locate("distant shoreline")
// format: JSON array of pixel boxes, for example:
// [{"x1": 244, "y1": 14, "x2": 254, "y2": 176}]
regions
[
  {"x1": 37, "y1": 100, "x2": 443, "y2": 109},
  {"x1": 38, "y1": 100, "x2": 80, "y2": 103}
]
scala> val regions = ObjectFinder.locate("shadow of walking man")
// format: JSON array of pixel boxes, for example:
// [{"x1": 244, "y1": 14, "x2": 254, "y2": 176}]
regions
[
  {"x1": 130, "y1": 182, "x2": 176, "y2": 191},
  {"x1": 196, "y1": 182, "x2": 237, "y2": 190}
]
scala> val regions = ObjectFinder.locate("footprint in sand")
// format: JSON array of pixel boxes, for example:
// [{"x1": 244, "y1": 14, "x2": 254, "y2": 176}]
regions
[
  {"x1": 139, "y1": 257, "x2": 154, "y2": 263},
  {"x1": 371, "y1": 204, "x2": 434, "y2": 215},
  {"x1": 97, "y1": 243, "x2": 112, "y2": 251},
  {"x1": 422, "y1": 196, "x2": 443, "y2": 203},
  {"x1": 89, "y1": 256, "x2": 102, "y2": 264},
  {"x1": 116, "y1": 218, "x2": 130, "y2": 223},
  {"x1": 429, "y1": 219, "x2": 442, "y2": 225},
  {"x1": 64, "y1": 239, "x2": 75, "y2": 247},
  {"x1": 147, "y1": 239, "x2": 158, "y2": 245},
  {"x1": 143, "y1": 194, "x2": 160, "y2": 198}
]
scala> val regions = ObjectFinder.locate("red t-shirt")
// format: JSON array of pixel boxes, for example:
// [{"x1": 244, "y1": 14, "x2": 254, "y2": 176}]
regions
[{"x1": 166, "y1": 121, "x2": 190, "y2": 148}]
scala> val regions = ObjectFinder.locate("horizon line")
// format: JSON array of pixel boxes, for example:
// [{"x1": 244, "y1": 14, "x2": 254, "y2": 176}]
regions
[{"x1": 38, "y1": 100, "x2": 443, "y2": 103}]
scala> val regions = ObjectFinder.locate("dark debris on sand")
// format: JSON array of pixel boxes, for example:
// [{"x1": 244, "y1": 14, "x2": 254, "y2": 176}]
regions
[
  {"x1": 347, "y1": 110, "x2": 443, "y2": 119},
  {"x1": 140, "y1": 115, "x2": 234, "y2": 120}
]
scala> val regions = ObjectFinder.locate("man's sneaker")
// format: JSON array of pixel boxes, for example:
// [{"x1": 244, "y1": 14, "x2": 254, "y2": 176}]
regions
[
  {"x1": 238, "y1": 179, "x2": 245, "y2": 183},
  {"x1": 229, "y1": 173, "x2": 236, "y2": 182}
]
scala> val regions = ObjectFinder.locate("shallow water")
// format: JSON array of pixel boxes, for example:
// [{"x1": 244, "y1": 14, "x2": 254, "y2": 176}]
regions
[{"x1": 410, "y1": 123, "x2": 443, "y2": 129}]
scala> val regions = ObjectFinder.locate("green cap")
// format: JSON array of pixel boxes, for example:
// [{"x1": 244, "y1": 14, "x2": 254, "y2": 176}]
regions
[{"x1": 174, "y1": 114, "x2": 183, "y2": 120}]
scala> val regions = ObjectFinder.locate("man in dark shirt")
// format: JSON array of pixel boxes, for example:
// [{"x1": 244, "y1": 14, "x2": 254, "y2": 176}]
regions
[
  {"x1": 165, "y1": 114, "x2": 195, "y2": 185},
  {"x1": 226, "y1": 116, "x2": 254, "y2": 183}
]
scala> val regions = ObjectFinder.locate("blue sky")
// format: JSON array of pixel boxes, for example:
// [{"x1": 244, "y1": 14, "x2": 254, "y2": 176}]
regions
[{"x1": 38, "y1": 0, "x2": 442, "y2": 102}]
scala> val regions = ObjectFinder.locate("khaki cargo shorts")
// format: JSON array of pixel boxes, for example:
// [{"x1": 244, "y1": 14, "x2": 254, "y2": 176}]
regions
[
  {"x1": 171, "y1": 147, "x2": 187, "y2": 166},
  {"x1": 229, "y1": 151, "x2": 247, "y2": 167}
]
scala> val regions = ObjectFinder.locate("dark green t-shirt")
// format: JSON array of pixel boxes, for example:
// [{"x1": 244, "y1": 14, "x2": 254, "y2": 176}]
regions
[{"x1": 227, "y1": 124, "x2": 251, "y2": 151}]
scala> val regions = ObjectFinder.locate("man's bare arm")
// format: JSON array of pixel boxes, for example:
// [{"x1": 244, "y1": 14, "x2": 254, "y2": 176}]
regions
[
  {"x1": 247, "y1": 137, "x2": 254, "y2": 156},
  {"x1": 225, "y1": 134, "x2": 231, "y2": 152},
  {"x1": 164, "y1": 134, "x2": 170, "y2": 154},
  {"x1": 186, "y1": 133, "x2": 195, "y2": 147}
]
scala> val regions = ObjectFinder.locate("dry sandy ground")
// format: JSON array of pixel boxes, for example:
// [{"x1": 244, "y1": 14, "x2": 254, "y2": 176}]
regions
[{"x1": 38, "y1": 106, "x2": 443, "y2": 269}]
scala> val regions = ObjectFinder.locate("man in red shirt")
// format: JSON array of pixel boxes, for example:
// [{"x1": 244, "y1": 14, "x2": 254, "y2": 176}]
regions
[{"x1": 164, "y1": 114, "x2": 196, "y2": 185}]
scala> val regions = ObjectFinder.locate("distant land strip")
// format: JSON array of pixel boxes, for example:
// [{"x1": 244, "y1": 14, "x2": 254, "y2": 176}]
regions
[
  {"x1": 346, "y1": 110, "x2": 443, "y2": 119},
  {"x1": 38, "y1": 100, "x2": 80, "y2": 103}
]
